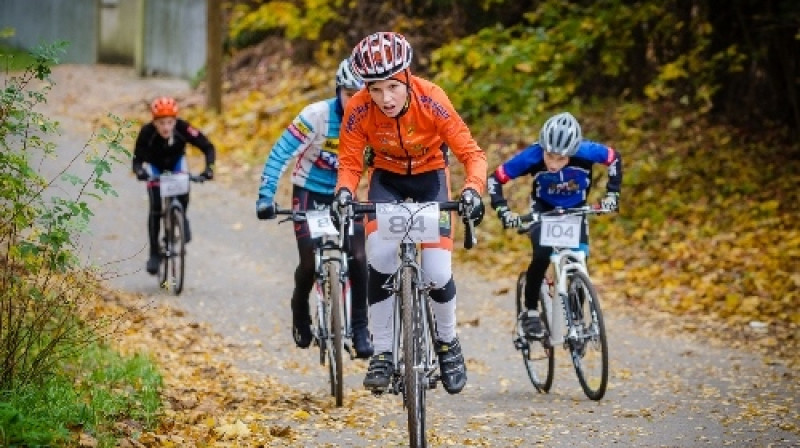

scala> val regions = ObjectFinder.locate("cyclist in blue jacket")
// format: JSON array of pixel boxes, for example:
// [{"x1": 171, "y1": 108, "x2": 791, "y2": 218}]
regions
[
  {"x1": 255, "y1": 59, "x2": 373, "y2": 358},
  {"x1": 487, "y1": 112, "x2": 623, "y2": 339}
]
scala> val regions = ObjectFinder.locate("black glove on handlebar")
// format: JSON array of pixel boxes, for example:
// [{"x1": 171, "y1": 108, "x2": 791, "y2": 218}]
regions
[
  {"x1": 135, "y1": 167, "x2": 148, "y2": 181},
  {"x1": 459, "y1": 188, "x2": 484, "y2": 226},
  {"x1": 335, "y1": 188, "x2": 353, "y2": 208}
]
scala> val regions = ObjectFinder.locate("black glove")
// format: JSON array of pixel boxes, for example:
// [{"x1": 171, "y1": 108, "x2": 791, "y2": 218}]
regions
[
  {"x1": 255, "y1": 197, "x2": 276, "y2": 220},
  {"x1": 335, "y1": 188, "x2": 353, "y2": 208},
  {"x1": 134, "y1": 167, "x2": 148, "y2": 181},
  {"x1": 601, "y1": 192, "x2": 619, "y2": 212},
  {"x1": 201, "y1": 165, "x2": 214, "y2": 181},
  {"x1": 459, "y1": 188, "x2": 484, "y2": 226},
  {"x1": 495, "y1": 205, "x2": 520, "y2": 229}
]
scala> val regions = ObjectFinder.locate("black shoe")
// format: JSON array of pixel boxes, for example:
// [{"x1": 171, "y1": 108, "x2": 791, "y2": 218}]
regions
[
  {"x1": 521, "y1": 309, "x2": 544, "y2": 340},
  {"x1": 183, "y1": 218, "x2": 192, "y2": 243},
  {"x1": 352, "y1": 326, "x2": 374, "y2": 359},
  {"x1": 145, "y1": 255, "x2": 160, "y2": 275},
  {"x1": 435, "y1": 337, "x2": 467, "y2": 394},
  {"x1": 363, "y1": 352, "x2": 393, "y2": 391},
  {"x1": 292, "y1": 317, "x2": 313, "y2": 349}
]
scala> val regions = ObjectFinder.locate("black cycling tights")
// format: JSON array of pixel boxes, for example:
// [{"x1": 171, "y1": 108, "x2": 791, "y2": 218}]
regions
[{"x1": 147, "y1": 185, "x2": 188, "y2": 256}]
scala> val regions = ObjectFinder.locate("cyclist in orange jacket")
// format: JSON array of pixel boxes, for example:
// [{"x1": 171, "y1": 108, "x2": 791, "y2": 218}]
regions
[{"x1": 334, "y1": 31, "x2": 487, "y2": 395}]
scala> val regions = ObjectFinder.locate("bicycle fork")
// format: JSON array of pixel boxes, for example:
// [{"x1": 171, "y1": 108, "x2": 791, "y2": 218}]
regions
[
  {"x1": 313, "y1": 252, "x2": 353, "y2": 357},
  {"x1": 387, "y1": 261, "x2": 439, "y2": 396}
]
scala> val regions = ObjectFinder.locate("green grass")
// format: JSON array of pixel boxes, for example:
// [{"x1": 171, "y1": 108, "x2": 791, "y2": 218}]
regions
[
  {"x1": 0, "y1": 343, "x2": 163, "y2": 447},
  {"x1": 0, "y1": 43, "x2": 40, "y2": 72}
]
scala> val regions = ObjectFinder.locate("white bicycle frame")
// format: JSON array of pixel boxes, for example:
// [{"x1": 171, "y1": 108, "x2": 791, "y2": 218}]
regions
[
  {"x1": 306, "y1": 209, "x2": 353, "y2": 346},
  {"x1": 543, "y1": 248, "x2": 590, "y2": 346}
]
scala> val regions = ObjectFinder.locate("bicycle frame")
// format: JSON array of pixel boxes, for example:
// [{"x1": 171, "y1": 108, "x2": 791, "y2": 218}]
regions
[
  {"x1": 345, "y1": 199, "x2": 475, "y2": 448},
  {"x1": 275, "y1": 206, "x2": 353, "y2": 406},
  {"x1": 546, "y1": 247, "x2": 590, "y2": 346},
  {"x1": 149, "y1": 171, "x2": 203, "y2": 295},
  {"x1": 515, "y1": 205, "x2": 611, "y2": 400},
  {"x1": 388, "y1": 240, "x2": 439, "y2": 395},
  {"x1": 312, "y1": 232, "x2": 352, "y2": 351}
]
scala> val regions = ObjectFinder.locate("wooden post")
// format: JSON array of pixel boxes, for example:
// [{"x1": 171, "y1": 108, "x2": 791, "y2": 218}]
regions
[{"x1": 206, "y1": 0, "x2": 222, "y2": 112}]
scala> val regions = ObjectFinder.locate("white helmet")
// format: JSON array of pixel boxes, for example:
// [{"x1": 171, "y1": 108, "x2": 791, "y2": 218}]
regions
[
  {"x1": 539, "y1": 112, "x2": 582, "y2": 156},
  {"x1": 335, "y1": 58, "x2": 364, "y2": 90}
]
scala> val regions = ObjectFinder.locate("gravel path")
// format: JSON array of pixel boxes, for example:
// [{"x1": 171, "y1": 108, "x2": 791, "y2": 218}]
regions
[{"x1": 23, "y1": 64, "x2": 800, "y2": 447}]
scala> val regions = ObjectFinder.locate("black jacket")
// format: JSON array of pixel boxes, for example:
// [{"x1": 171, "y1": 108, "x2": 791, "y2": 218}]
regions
[{"x1": 132, "y1": 119, "x2": 216, "y2": 173}]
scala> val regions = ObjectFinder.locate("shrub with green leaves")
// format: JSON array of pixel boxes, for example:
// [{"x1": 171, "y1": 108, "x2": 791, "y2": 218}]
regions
[{"x1": 0, "y1": 42, "x2": 132, "y2": 390}]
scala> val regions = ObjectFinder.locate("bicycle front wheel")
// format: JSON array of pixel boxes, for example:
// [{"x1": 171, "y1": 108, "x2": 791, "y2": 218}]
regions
[
  {"x1": 567, "y1": 271, "x2": 608, "y2": 400},
  {"x1": 163, "y1": 206, "x2": 186, "y2": 295},
  {"x1": 515, "y1": 271, "x2": 554, "y2": 393},
  {"x1": 401, "y1": 266, "x2": 427, "y2": 448},
  {"x1": 325, "y1": 261, "x2": 345, "y2": 407}
]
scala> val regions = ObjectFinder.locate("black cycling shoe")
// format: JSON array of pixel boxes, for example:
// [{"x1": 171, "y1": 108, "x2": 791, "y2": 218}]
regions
[
  {"x1": 145, "y1": 255, "x2": 160, "y2": 275},
  {"x1": 352, "y1": 326, "x2": 374, "y2": 359},
  {"x1": 292, "y1": 313, "x2": 313, "y2": 349},
  {"x1": 435, "y1": 337, "x2": 467, "y2": 394},
  {"x1": 521, "y1": 310, "x2": 545, "y2": 340},
  {"x1": 363, "y1": 352, "x2": 393, "y2": 391}
]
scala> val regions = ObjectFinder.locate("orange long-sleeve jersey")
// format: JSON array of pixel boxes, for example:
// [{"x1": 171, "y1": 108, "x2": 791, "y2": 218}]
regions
[{"x1": 335, "y1": 75, "x2": 487, "y2": 196}]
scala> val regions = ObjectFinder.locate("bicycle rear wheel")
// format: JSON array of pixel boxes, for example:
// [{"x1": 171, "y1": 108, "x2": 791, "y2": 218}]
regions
[
  {"x1": 567, "y1": 271, "x2": 608, "y2": 400},
  {"x1": 325, "y1": 261, "x2": 344, "y2": 407},
  {"x1": 515, "y1": 271, "x2": 554, "y2": 393},
  {"x1": 401, "y1": 266, "x2": 427, "y2": 448}
]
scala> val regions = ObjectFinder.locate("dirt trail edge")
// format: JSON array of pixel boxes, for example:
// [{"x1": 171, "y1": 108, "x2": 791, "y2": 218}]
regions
[{"x1": 31, "y1": 65, "x2": 799, "y2": 447}]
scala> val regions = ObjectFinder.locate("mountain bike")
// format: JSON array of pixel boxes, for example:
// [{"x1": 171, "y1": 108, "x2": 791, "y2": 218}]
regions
[
  {"x1": 342, "y1": 199, "x2": 476, "y2": 448},
  {"x1": 149, "y1": 172, "x2": 205, "y2": 295},
  {"x1": 512, "y1": 205, "x2": 612, "y2": 401},
  {"x1": 275, "y1": 205, "x2": 354, "y2": 407}
]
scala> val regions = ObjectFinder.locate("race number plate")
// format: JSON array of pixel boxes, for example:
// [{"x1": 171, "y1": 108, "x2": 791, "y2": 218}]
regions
[
  {"x1": 305, "y1": 209, "x2": 338, "y2": 238},
  {"x1": 540, "y1": 215, "x2": 581, "y2": 248},
  {"x1": 159, "y1": 173, "x2": 190, "y2": 197},
  {"x1": 375, "y1": 202, "x2": 441, "y2": 243}
]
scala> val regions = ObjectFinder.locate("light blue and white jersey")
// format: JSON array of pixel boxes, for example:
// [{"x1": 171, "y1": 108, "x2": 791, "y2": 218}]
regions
[{"x1": 258, "y1": 97, "x2": 344, "y2": 201}]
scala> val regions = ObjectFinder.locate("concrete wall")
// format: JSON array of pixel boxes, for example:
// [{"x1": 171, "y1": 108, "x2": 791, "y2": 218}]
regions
[
  {"x1": 0, "y1": 0, "x2": 100, "y2": 64},
  {"x1": 99, "y1": 0, "x2": 140, "y2": 65},
  {"x1": 141, "y1": 0, "x2": 207, "y2": 80},
  {"x1": 0, "y1": 0, "x2": 207, "y2": 80}
]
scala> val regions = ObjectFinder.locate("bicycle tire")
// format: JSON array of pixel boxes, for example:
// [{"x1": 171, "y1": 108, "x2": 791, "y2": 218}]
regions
[
  {"x1": 515, "y1": 271, "x2": 554, "y2": 393},
  {"x1": 325, "y1": 261, "x2": 345, "y2": 407},
  {"x1": 401, "y1": 266, "x2": 427, "y2": 448},
  {"x1": 567, "y1": 270, "x2": 608, "y2": 400},
  {"x1": 167, "y1": 206, "x2": 186, "y2": 295}
]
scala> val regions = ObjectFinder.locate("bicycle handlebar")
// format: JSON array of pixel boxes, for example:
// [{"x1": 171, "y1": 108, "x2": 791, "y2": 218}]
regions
[
  {"x1": 146, "y1": 173, "x2": 208, "y2": 183},
  {"x1": 516, "y1": 204, "x2": 614, "y2": 234},
  {"x1": 345, "y1": 200, "x2": 477, "y2": 250}
]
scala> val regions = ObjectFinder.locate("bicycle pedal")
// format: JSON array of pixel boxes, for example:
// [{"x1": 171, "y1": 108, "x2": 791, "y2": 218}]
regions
[
  {"x1": 513, "y1": 337, "x2": 528, "y2": 350},
  {"x1": 344, "y1": 343, "x2": 355, "y2": 359},
  {"x1": 367, "y1": 385, "x2": 389, "y2": 396}
]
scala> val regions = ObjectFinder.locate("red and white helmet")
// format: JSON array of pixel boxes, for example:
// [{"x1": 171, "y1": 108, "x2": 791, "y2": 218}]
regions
[{"x1": 349, "y1": 31, "x2": 413, "y2": 82}]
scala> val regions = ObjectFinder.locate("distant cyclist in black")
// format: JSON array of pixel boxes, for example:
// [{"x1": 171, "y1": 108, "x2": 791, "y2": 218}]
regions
[{"x1": 132, "y1": 96, "x2": 216, "y2": 275}]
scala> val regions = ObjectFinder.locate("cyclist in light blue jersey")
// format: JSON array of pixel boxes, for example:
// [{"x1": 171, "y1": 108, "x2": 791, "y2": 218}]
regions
[
  {"x1": 487, "y1": 112, "x2": 623, "y2": 339},
  {"x1": 255, "y1": 59, "x2": 373, "y2": 358}
]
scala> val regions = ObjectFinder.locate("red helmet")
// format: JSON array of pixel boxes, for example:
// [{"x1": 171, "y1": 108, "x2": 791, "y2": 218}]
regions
[
  {"x1": 150, "y1": 96, "x2": 178, "y2": 118},
  {"x1": 350, "y1": 31, "x2": 413, "y2": 82}
]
